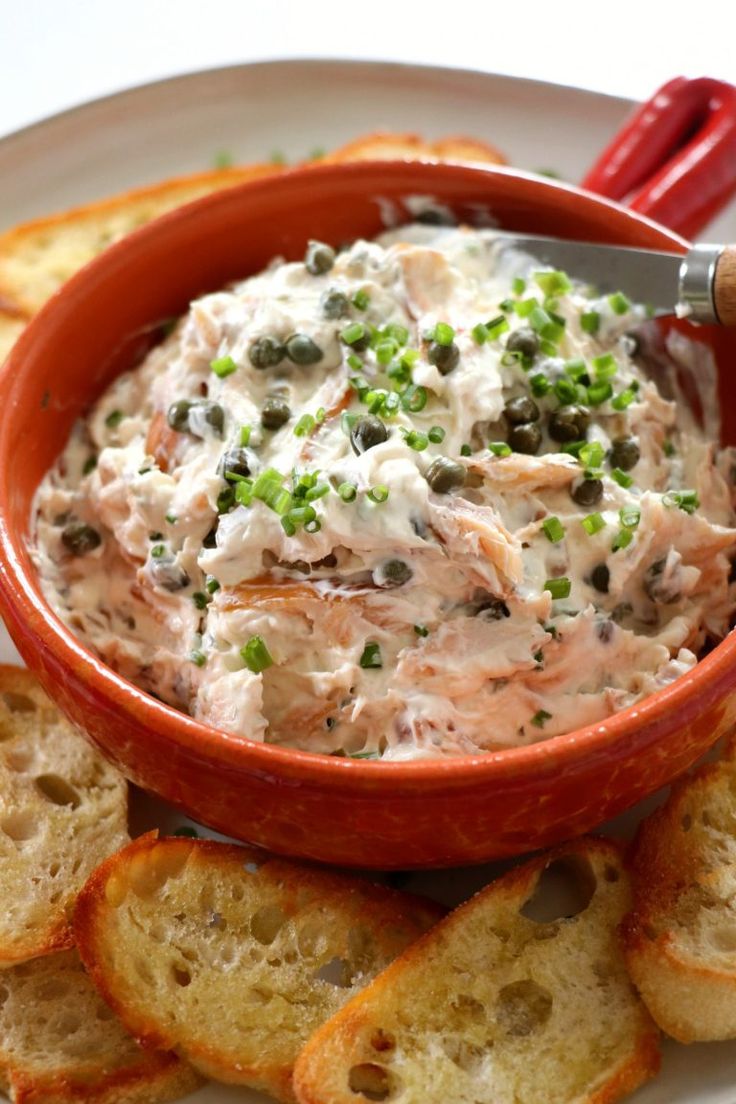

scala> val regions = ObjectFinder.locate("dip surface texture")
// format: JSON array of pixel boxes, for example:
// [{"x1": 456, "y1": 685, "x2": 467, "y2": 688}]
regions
[{"x1": 32, "y1": 226, "x2": 736, "y2": 760}]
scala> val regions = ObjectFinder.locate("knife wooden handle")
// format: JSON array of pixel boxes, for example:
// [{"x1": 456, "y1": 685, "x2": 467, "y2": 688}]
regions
[{"x1": 715, "y1": 246, "x2": 736, "y2": 326}]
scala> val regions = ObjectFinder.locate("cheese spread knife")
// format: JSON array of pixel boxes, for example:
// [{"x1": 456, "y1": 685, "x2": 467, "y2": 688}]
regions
[{"x1": 494, "y1": 236, "x2": 736, "y2": 325}]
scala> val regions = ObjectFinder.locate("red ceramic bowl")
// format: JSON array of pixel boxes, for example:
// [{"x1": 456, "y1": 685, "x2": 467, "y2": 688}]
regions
[{"x1": 1, "y1": 161, "x2": 736, "y2": 869}]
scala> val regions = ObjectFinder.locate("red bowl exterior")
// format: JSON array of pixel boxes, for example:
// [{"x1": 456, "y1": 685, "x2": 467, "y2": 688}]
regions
[{"x1": 1, "y1": 161, "x2": 736, "y2": 869}]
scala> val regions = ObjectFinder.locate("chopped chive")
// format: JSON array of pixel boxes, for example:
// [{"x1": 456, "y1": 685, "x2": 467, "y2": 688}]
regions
[
  {"x1": 252, "y1": 468, "x2": 292, "y2": 515},
  {"x1": 560, "y1": 440, "x2": 586, "y2": 456},
  {"x1": 534, "y1": 269, "x2": 572, "y2": 296},
  {"x1": 105, "y1": 410, "x2": 124, "y2": 428},
  {"x1": 460, "y1": 444, "x2": 472, "y2": 457},
  {"x1": 612, "y1": 388, "x2": 637, "y2": 411},
  {"x1": 217, "y1": 486, "x2": 236, "y2": 512},
  {"x1": 281, "y1": 515, "x2": 297, "y2": 536},
  {"x1": 384, "y1": 323, "x2": 409, "y2": 345},
  {"x1": 581, "y1": 310, "x2": 600, "y2": 334},
  {"x1": 367, "y1": 485, "x2": 389, "y2": 503},
  {"x1": 192, "y1": 591, "x2": 209, "y2": 610},
  {"x1": 489, "y1": 441, "x2": 512, "y2": 457},
  {"x1": 341, "y1": 411, "x2": 357, "y2": 436},
  {"x1": 663, "y1": 439, "x2": 676, "y2": 458},
  {"x1": 582, "y1": 512, "x2": 606, "y2": 536},
  {"x1": 611, "y1": 467, "x2": 634, "y2": 489},
  {"x1": 288, "y1": 505, "x2": 317, "y2": 525},
  {"x1": 592, "y1": 353, "x2": 617, "y2": 380},
  {"x1": 359, "y1": 642, "x2": 382, "y2": 669},
  {"x1": 401, "y1": 385, "x2": 427, "y2": 413},
  {"x1": 663, "y1": 489, "x2": 699, "y2": 514},
  {"x1": 542, "y1": 516, "x2": 565, "y2": 543},
  {"x1": 530, "y1": 372, "x2": 551, "y2": 397},
  {"x1": 189, "y1": 650, "x2": 207, "y2": 667},
  {"x1": 150, "y1": 544, "x2": 166, "y2": 558},
  {"x1": 205, "y1": 575, "x2": 220, "y2": 594},
  {"x1": 341, "y1": 322, "x2": 367, "y2": 346},
  {"x1": 338, "y1": 482, "x2": 357, "y2": 502},
  {"x1": 294, "y1": 413, "x2": 316, "y2": 437},
  {"x1": 564, "y1": 358, "x2": 588, "y2": 382},
  {"x1": 608, "y1": 291, "x2": 631, "y2": 315},
  {"x1": 432, "y1": 322, "x2": 455, "y2": 346},
  {"x1": 486, "y1": 315, "x2": 509, "y2": 341},
  {"x1": 619, "y1": 505, "x2": 641, "y2": 529},
  {"x1": 499, "y1": 297, "x2": 515, "y2": 312},
  {"x1": 234, "y1": 480, "x2": 254, "y2": 506},
  {"x1": 544, "y1": 577, "x2": 571, "y2": 599},
  {"x1": 531, "y1": 709, "x2": 553, "y2": 728},
  {"x1": 352, "y1": 288, "x2": 370, "y2": 310},
  {"x1": 579, "y1": 441, "x2": 604, "y2": 468},
  {"x1": 514, "y1": 297, "x2": 539, "y2": 318},
  {"x1": 347, "y1": 354, "x2": 363, "y2": 372},
  {"x1": 554, "y1": 378, "x2": 578, "y2": 404},
  {"x1": 241, "y1": 634, "x2": 274, "y2": 673},
  {"x1": 305, "y1": 518, "x2": 322, "y2": 533},
  {"x1": 316, "y1": 406, "x2": 326, "y2": 423},
  {"x1": 239, "y1": 424, "x2": 252, "y2": 447},
  {"x1": 512, "y1": 276, "x2": 526, "y2": 296},
  {"x1": 428, "y1": 426, "x2": 446, "y2": 444},
  {"x1": 165, "y1": 513, "x2": 177, "y2": 524},
  {"x1": 414, "y1": 624, "x2": 429, "y2": 637},
  {"x1": 539, "y1": 339, "x2": 559, "y2": 358},
  {"x1": 612, "y1": 528, "x2": 633, "y2": 552},
  {"x1": 210, "y1": 355, "x2": 237, "y2": 378},
  {"x1": 404, "y1": 429, "x2": 429, "y2": 451},
  {"x1": 528, "y1": 305, "x2": 565, "y2": 343},
  {"x1": 587, "y1": 381, "x2": 613, "y2": 406},
  {"x1": 305, "y1": 482, "x2": 330, "y2": 502},
  {"x1": 82, "y1": 455, "x2": 97, "y2": 475},
  {"x1": 472, "y1": 322, "x2": 489, "y2": 345},
  {"x1": 375, "y1": 339, "x2": 399, "y2": 366}
]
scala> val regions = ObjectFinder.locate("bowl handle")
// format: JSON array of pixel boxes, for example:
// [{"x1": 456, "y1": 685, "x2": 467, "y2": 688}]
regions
[{"x1": 581, "y1": 76, "x2": 736, "y2": 239}]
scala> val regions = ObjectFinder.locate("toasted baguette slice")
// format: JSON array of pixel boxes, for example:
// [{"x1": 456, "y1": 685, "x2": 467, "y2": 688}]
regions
[
  {"x1": 0, "y1": 666, "x2": 128, "y2": 965},
  {"x1": 293, "y1": 838, "x2": 660, "y2": 1104},
  {"x1": 0, "y1": 163, "x2": 281, "y2": 318},
  {"x1": 623, "y1": 755, "x2": 736, "y2": 1042},
  {"x1": 324, "y1": 131, "x2": 506, "y2": 165},
  {"x1": 74, "y1": 834, "x2": 443, "y2": 1102},
  {"x1": 0, "y1": 949, "x2": 201, "y2": 1104}
]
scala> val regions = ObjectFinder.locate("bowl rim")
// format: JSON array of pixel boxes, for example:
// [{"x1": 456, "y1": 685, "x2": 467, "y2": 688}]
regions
[{"x1": 1, "y1": 157, "x2": 732, "y2": 788}]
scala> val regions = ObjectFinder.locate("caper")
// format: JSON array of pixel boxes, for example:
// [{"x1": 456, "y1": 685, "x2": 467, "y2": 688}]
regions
[
  {"x1": 350, "y1": 414, "x2": 388, "y2": 454},
  {"x1": 644, "y1": 558, "x2": 680, "y2": 604},
  {"x1": 506, "y1": 327, "x2": 540, "y2": 360},
  {"x1": 61, "y1": 522, "x2": 101, "y2": 556},
  {"x1": 167, "y1": 399, "x2": 193, "y2": 432},
  {"x1": 321, "y1": 288, "x2": 350, "y2": 319},
  {"x1": 609, "y1": 437, "x2": 640, "y2": 472},
  {"x1": 415, "y1": 206, "x2": 456, "y2": 226},
  {"x1": 477, "y1": 599, "x2": 510, "y2": 620},
  {"x1": 340, "y1": 324, "x2": 371, "y2": 352},
  {"x1": 286, "y1": 333, "x2": 323, "y2": 365},
  {"x1": 248, "y1": 335, "x2": 286, "y2": 370},
  {"x1": 590, "y1": 563, "x2": 610, "y2": 593},
  {"x1": 548, "y1": 405, "x2": 591, "y2": 443},
  {"x1": 375, "y1": 559, "x2": 413, "y2": 588},
  {"x1": 509, "y1": 423, "x2": 542, "y2": 455},
  {"x1": 220, "y1": 447, "x2": 250, "y2": 480},
  {"x1": 428, "y1": 341, "x2": 460, "y2": 375},
  {"x1": 571, "y1": 478, "x2": 603, "y2": 507},
  {"x1": 261, "y1": 396, "x2": 292, "y2": 430},
  {"x1": 305, "y1": 240, "x2": 335, "y2": 275},
  {"x1": 504, "y1": 395, "x2": 540, "y2": 425},
  {"x1": 425, "y1": 456, "x2": 466, "y2": 494},
  {"x1": 151, "y1": 555, "x2": 190, "y2": 592}
]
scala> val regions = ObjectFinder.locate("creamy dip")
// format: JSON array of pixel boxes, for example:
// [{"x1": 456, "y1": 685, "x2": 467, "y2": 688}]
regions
[{"x1": 32, "y1": 225, "x2": 736, "y2": 760}]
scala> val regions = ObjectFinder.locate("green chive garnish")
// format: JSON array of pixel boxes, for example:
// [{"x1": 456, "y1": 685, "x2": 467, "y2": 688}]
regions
[
  {"x1": 564, "y1": 358, "x2": 588, "y2": 382},
  {"x1": 663, "y1": 440, "x2": 676, "y2": 458},
  {"x1": 460, "y1": 444, "x2": 472, "y2": 457},
  {"x1": 608, "y1": 291, "x2": 631, "y2": 315},
  {"x1": 352, "y1": 289, "x2": 370, "y2": 310},
  {"x1": 612, "y1": 468, "x2": 634, "y2": 489},
  {"x1": 544, "y1": 577, "x2": 571, "y2": 599},
  {"x1": 619, "y1": 505, "x2": 641, "y2": 529},
  {"x1": 150, "y1": 544, "x2": 166, "y2": 558},
  {"x1": 489, "y1": 442, "x2": 512, "y2": 457},
  {"x1": 472, "y1": 322, "x2": 489, "y2": 345},
  {"x1": 542, "y1": 516, "x2": 565, "y2": 543},
  {"x1": 530, "y1": 373, "x2": 550, "y2": 397},
  {"x1": 210, "y1": 355, "x2": 237, "y2": 378},
  {"x1": 404, "y1": 430, "x2": 429, "y2": 451},
  {"x1": 239, "y1": 424, "x2": 252, "y2": 447},
  {"x1": 367, "y1": 485, "x2": 389, "y2": 503},
  {"x1": 582, "y1": 513, "x2": 606, "y2": 536},
  {"x1": 554, "y1": 378, "x2": 578, "y2": 404},
  {"x1": 401, "y1": 385, "x2": 427, "y2": 413},
  {"x1": 189, "y1": 650, "x2": 207, "y2": 667},
  {"x1": 587, "y1": 381, "x2": 613, "y2": 406},
  {"x1": 294, "y1": 414, "x2": 316, "y2": 437},
  {"x1": 359, "y1": 642, "x2": 382, "y2": 669},
  {"x1": 512, "y1": 276, "x2": 526, "y2": 296},
  {"x1": 531, "y1": 709, "x2": 553, "y2": 728},
  {"x1": 579, "y1": 441, "x2": 604, "y2": 468},
  {"x1": 612, "y1": 528, "x2": 633, "y2": 552},
  {"x1": 165, "y1": 513, "x2": 177, "y2": 524},
  {"x1": 663, "y1": 489, "x2": 699, "y2": 514},
  {"x1": 414, "y1": 624, "x2": 429, "y2": 637},
  {"x1": 338, "y1": 482, "x2": 357, "y2": 502},
  {"x1": 341, "y1": 322, "x2": 367, "y2": 346},
  {"x1": 105, "y1": 410, "x2": 124, "y2": 428},
  {"x1": 592, "y1": 353, "x2": 617, "y2": 380},
  {"x1": 192, "y1": 592, "x2": 209, "y2": 610},
  {"x1": 205, "y1": 575, "x2": 220, "y2": 594},
  {"x1": 515, "y1": 297, "x2": 538, "y2": 318},
  {"x1": 485, "y1": 315, "x2": 509, "y2": 341},
  {"x1": 581, "y1": 310, "x2": 600, "y2": 334},
  {"x1": 612, "y1": 388, "x2": 636, "y2": 411},
  {"x1": 428, "y1": 426, "x2": 445, "y2": 443},
  {"x1": 241, "y1": 635, "x2": 274, "y2": 673},
  {"x1": 534, "y1": 269, "x2": 572, "y2": 296},
  {"x1": 82, "y1": 455, "x2": 97, "y2": 475},
  {"x1": 432, "y1": 322, "x2": 455, "y2": 346}
]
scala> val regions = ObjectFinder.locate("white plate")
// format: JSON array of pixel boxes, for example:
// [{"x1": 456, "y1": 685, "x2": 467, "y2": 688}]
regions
[{"x1": 1, "y1": 60, "x2": 735, "y2": 1104}]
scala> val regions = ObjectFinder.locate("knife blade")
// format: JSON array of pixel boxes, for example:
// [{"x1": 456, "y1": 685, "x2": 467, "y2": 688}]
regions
[{"x1": 490, "y1": 234, "x2": 725, "y2": 323}]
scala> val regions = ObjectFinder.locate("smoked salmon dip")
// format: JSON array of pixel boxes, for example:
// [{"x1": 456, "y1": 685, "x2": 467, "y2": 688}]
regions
[{"x1": 32, "y1": 225, "x2": 736, "y2": 759}]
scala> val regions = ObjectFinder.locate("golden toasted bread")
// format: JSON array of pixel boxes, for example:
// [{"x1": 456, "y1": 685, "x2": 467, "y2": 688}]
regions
[
  {"x1": 293, "y1": 838, "x2": 660, "y2": 1104},
  {"x1": 0, "y1": 666, "x2": 128, "y2": 966},
  {"x1": 0, "y1": 130, "x2": 507, "y2": 351},
  {"x1": 623, "y1": 754, "x2": 736, "y2": 1041},
  {"x1": 74, "y1": 834, "x2": 443, "y2": 1102},
  {"x1": 0, "y1": 949, "x2": 201, "y2": 1104}
]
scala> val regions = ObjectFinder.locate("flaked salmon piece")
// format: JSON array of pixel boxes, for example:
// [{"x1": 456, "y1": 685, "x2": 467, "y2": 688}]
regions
[
  {"x1": 395, "y1": 246, "x2": 460, "y2": 317},
  {"x1": 145, "y1": 410, "x2": 186, "y2": 474},
  {"x1": 466, "y1": 451, "x2": 579, "y2": 491},
  {"x1": 428, "y1": 499, "x2": 523, "y2": 593}
]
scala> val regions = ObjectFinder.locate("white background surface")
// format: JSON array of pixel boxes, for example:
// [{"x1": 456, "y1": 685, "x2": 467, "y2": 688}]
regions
[{"x1": 1, "y1": 0, "x2": 734, "y2": 140}]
